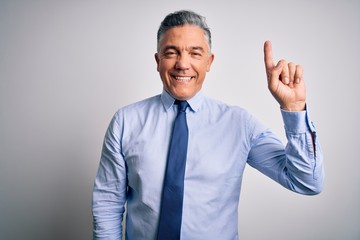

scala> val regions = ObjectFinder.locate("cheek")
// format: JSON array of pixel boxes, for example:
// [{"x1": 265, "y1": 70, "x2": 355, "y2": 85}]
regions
[
  {"x1": 158, "y1": 62, "x2": 172, "y2": 75},
  {"x1": 157, "y1": 64, "x2": 167, "y2": 77}
]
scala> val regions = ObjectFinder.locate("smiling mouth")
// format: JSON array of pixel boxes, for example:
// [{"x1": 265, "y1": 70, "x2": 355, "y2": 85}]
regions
[{"x1": 172, "y1": 76, "x2": 194, "y2": 81}]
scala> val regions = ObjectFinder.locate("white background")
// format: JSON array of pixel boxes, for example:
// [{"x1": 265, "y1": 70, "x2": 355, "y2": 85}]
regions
[{"x1": 1, "y1": 1, "x2": 359, "y2": 239}]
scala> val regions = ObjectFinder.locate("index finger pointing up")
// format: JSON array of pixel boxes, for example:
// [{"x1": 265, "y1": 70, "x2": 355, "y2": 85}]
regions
[{"x1": 264, "y1": 40, "x2": 275, "y2": 71}]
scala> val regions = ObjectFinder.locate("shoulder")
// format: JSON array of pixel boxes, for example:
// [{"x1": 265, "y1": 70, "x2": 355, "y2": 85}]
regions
[
  {"x1": 202, "y1": 96, "x2": 252, "y2": 119},
  {"x1": 206, "y1": 97, "x2": 268, "y2": 137},
  {"x1": 116, "y1": 94, "x2": 161, "y2": 113},
  {"x1": 106, "y1": 95, "x2": 162, "y2": 127}
]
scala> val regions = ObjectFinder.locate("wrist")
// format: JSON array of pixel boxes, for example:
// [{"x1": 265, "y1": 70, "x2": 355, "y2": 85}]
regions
[{"x1": 280, "y1": 101, "x2": 306, "y2": 112}]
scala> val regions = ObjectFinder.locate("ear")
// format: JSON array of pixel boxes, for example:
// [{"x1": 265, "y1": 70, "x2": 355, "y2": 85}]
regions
[
  {"x1": 155, "y1": 53, "x2": 160, "y2": 72},
  {"x1": 206, "y1": 53, "x2": 215, "y2": 72}
]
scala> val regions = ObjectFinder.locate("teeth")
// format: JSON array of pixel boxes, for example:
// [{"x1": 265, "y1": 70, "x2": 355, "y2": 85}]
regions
[{"x1": 175, "y1": 76, "x2": 192, "y2": 81}]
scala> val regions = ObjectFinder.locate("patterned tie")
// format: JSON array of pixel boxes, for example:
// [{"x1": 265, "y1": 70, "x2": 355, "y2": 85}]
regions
[{"x1": 157, "y1": 100, "x2": 189, "y2": 240}]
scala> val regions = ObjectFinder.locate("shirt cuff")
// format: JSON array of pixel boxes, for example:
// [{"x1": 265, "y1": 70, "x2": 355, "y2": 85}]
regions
[{"x1": 281, "y1": 108, "x2": 315, "y2": 134}]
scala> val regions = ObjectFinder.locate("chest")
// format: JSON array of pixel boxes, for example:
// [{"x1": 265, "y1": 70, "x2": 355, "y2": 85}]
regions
[{"x1": 122, "y1": 111, "x2": 251, "y2": 187}]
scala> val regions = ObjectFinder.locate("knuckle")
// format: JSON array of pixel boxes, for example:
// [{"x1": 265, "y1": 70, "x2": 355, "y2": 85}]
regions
[{"x1": 279, "y1": 59, "x2": 287, "y2": 65}]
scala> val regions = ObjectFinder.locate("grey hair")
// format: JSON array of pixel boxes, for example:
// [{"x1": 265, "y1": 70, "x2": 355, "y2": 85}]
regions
[{"x1": 157, "y1": 10, "x2": 212, "y2": 52}]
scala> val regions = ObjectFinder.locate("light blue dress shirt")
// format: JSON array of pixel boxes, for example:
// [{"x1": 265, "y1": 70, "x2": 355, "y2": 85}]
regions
[{"x1": 92, "y1": 89, "x2": 324, "y2": 240}]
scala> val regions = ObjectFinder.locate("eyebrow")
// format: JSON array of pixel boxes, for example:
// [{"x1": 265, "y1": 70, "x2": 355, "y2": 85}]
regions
[
  {"x1": 162, "y1": 45, "x2": 178, "y2": 52},
  {"x1": 189, "y1": 46, "x2": 205, "y2": 52},
  {"x1": 161, "y1": 45, "x2": 206, "y2": 53}
]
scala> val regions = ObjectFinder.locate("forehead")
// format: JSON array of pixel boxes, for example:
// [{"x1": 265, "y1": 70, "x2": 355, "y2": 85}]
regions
[{"x1": 159, "y1": 24, "x2": 209, "y2": 50}]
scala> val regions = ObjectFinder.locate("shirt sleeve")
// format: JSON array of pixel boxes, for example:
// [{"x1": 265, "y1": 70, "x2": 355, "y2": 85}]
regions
[
  {"x1": 92, "y1": 112, "x2": 127, "y2": 239},
  {"x1": 247, "y1": 108, "x2": 324, "y2": 195}
]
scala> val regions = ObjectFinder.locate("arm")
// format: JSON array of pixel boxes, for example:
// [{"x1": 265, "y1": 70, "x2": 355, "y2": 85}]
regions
[
  {"x1": 92, "y1": 113, "x2": 127, "y2": 239},
  {"x1": 264, "y1": 40, "x2": 318, "y2": 154},
  {"x1": 247, "y1": 109, "x2": 324, "y2": 195},
  {"x1": 246, "y1": 41, "x2": 324, "y2": 194}
]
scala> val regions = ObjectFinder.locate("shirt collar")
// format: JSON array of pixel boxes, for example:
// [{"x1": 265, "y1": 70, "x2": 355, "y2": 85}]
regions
[{"x1": 161, "y1": 89, "x2": 204, "y2": 112}]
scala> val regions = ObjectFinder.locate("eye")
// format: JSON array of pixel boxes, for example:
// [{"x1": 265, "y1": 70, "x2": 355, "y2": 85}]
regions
[
  {"x1": 190, "y1": 51, "x2": 202, "y2": 58},
  {"x1": 163, "y1": 50, "x2": 177, "y2": 58}
]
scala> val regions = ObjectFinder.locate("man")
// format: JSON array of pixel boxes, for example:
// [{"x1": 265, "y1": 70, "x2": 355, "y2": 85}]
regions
[{"x1": 92, "y1": 10, "x2": 324, "y2": 240}]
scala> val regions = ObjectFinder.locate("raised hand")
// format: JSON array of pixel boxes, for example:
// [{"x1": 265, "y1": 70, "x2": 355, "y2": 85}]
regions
[{"x1": 264, "y1": 40, "x2": 306, "y2": 111}]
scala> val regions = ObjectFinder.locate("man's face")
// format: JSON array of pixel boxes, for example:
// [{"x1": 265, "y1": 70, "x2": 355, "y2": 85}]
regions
[{"x1": 155, "y1": 24, "x2": 214, "y2": 101}]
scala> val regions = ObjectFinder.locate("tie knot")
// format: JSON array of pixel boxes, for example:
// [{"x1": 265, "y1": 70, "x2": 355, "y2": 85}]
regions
[{"x1": 174, "y1": 100, "x2": 188, "y2": 112}]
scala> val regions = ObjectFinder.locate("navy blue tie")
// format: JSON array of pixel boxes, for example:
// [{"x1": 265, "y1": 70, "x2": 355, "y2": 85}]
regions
[{"x1": 157, "y1": 100, "x2": 189, "y2": 240}]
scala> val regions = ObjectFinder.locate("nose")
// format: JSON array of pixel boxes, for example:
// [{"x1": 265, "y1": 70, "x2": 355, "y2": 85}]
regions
[{"x1": 175, "y1": 54, "x2": 190, "y2": 70}]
